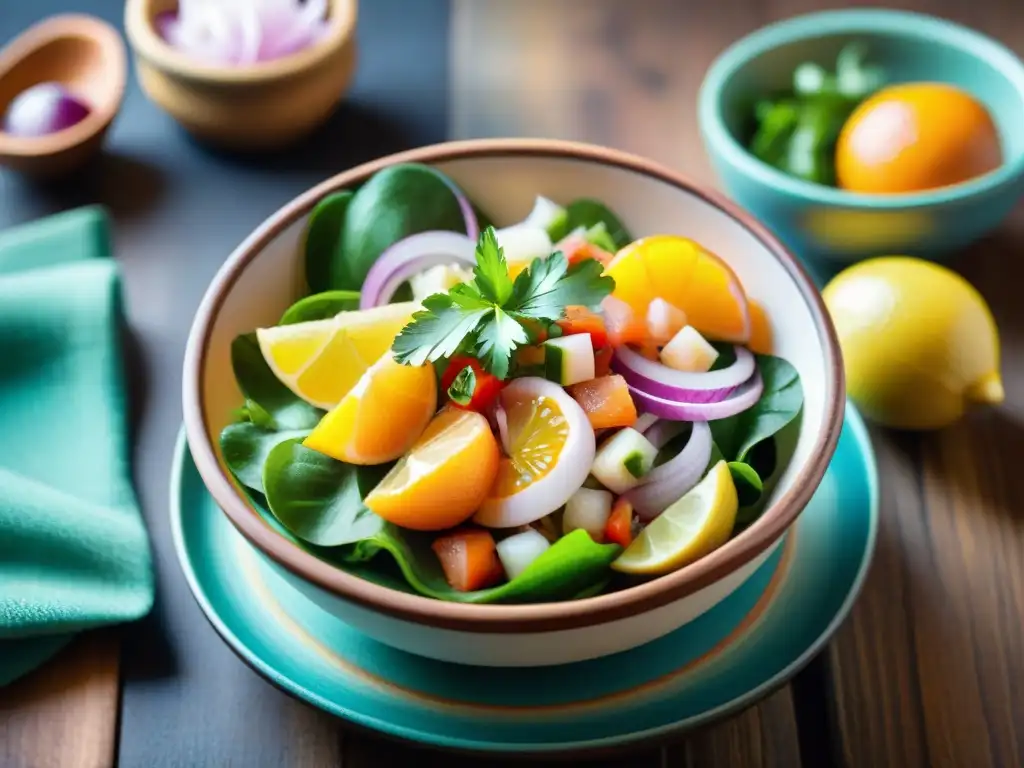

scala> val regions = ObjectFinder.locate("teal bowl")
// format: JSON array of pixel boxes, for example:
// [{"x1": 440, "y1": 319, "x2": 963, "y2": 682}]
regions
[{"x1": 698, "y1": 9, "x2": 1024, "y2": 268}]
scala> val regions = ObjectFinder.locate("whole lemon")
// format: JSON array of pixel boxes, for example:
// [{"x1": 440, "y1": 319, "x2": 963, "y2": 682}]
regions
[
  {"x1": 823, "y1": 257, "x2": 1003, "y2": 430},
  {"x1": 835, "y1": 83, "x2": 1002, "y2": 194}
]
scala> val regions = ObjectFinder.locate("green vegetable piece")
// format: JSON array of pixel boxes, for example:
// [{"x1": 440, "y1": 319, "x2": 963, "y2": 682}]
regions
[
  {"x1": 280, "y1": 290, "x2": 361, "y2": 325},
  {"x1": 564, "y1": 199, "x2": 632, "y2": 249},
  {"x1": 219, "y1": 423, "x2": 310, "y2": 493},
  {"x1": 304, "y1": 192, "x2": 353, "y2": 294},
  {"x1": 584, "y1": 222, "x2": 618, "y2": 253},
  {"x1": 624, "y1": 451, "x2": 646, "y2": 479},
  {"x1": 447, "y1": 365, "x2": 476, "y2": 406},
  {"x1": 230, "y1": 334, "x2": 324, "y2": 430},
  {"x1": 710, "y1": 354, "x2": 803, "y2": 465},
  {"x1": 346, "y1": 527, "x2": 620, "y2": 604},
  {"x1": 334, "y1": 164, "x2": 469, "y2": 291},
  {"x1": 728, "y1": 461, "x2": 763, "y2": 508},
  {"x1": 834, "y1": 42, "x2": 886, "y2": 100},
  {"x1": 263, "y1": 439, "x2": 390, "y2": 547},
  {"x1": 750, "y1": 100, "x2": 801, "y2": 167}
]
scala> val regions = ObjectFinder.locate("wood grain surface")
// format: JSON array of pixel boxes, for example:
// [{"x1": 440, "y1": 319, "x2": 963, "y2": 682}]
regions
[{"x1": 2, "y1": 0, "x2": 1023, "y2": 765}]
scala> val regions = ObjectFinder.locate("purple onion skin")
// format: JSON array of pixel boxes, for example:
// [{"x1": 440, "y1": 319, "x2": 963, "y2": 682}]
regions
[{"x1": 2, "y1": 82, "x2": 91, "y2": 138}]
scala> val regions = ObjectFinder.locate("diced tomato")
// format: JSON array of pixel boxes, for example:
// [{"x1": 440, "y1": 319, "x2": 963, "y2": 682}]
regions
[
  {"x1": 594, "y1": 346, "x2": 614, "y2": 377},
  {"x1": 557, "y1": 306, "x2": 609, "y2": 349},
  {"x1": 557, "y1": 233, "x2": 614, "y2": 267},
  {"x1": 566, "y1": 374, "x2": 638, "y2": 429},
  {"x1": 441, "y1": 356, "x2": 505, "y2": 412},
  {"x1": 602, "y1": 296, "x2": 648, "y2": 347},
  {"x1": 605, "y1": 499, "x2": 634, "y2": 548},
  {"x1": 432, "y1": 528, "x2": 505, "y2": 592},
  {"x1": 514, "y1": 344, "x2": 547, "y2": 368}
]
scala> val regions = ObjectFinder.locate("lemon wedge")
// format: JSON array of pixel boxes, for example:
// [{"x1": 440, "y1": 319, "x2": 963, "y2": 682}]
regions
[
  {"x1": 611, "y1": 461, "x2": 738, "y2": 575},
  {"x1": 256, "y1": 302, "x2": 417, "y2": 410},
  {"x1": 823, "y1": 257, "x2": 1002, "y2": 430}
]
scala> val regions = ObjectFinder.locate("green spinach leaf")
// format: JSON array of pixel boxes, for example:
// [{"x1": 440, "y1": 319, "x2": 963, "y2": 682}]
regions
[
  {"x1": 710, "y1": 354, "x2": 803, "y2": 464},
  {"x1": 562, "y1": 199, "x2": 632, "y2": 249},
  {"x1": 728, "y1": 461, "x2": 763, "y2": 508},
  {"x1": 231, "y1": 334, "x2": 324, "y2": 430},
  {"x1": 220, "y1": 423, "x2": 310, "y2": 493},
  {"x1": 280, "y1": 290, "x2": 361, "y2": 325},
  {"x1": 334, "y1": 164, "x2": 470, "y2": 291},
  {"x1": 346, "y1": 527, "x2": 620, "y2": 604},
  {"x1": 305, "y1": 192, "x2": 353, "y2": 294},
  {"x1": 263, "y1": 440, "x2": 390, "y2": 547}
]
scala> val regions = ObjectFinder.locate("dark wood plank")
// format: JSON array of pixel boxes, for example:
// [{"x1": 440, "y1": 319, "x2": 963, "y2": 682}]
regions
[{"x1": 0, "y1": 632, "x2": 120, "y2": 768}]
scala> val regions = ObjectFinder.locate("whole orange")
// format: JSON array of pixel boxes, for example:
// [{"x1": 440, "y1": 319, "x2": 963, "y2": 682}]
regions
[{"x1": 835, "y1": 83, "x2": 1002, "y2": 194}]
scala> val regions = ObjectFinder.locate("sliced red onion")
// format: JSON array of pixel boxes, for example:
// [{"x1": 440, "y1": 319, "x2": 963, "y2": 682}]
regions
[
  {"x1": 625, "y1": 421, "x2": 712, "y2": 519},
  {"x1": 628, "y1": 371, "x2": 764, "y2": 422},
  {"x1": 633, "y1": 412, "x2": 659, "y2": 434},
  {"x1": 612, "y1": 343, "x2": 755, "y2": 404},
  {"x1": 359, "y1": 231, "x2": 477, "y2": 309},
  {"x1": 2, "y1": 82, "x2": 91, "y2": 137}
]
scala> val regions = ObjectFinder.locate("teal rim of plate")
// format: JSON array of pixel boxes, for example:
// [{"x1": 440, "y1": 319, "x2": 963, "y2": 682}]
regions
[
  {"x1": 171, "y1": 403, "x2": 879, "y2": 752},
  {"x1": 698, "y1": 8, "x2": 1024, "y2": 210}
]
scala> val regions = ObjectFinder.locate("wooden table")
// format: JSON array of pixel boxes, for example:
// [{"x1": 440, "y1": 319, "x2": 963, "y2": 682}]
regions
[{"x1": 2, "y1": 1, "x2": 1022, "y2": 766}]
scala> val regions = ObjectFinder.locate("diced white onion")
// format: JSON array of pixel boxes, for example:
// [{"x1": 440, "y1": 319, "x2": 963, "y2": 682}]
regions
[{"x1": 496, "y1": 529, "x2": 551, "y2": 581}]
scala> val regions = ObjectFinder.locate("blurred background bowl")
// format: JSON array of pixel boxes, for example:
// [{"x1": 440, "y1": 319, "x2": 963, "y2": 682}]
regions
[
  {"x1": 698, "y1": 9, "x2": 1024, "y2": 268},
  {"x1": 124, "y1": 0, "x2": 357, "y2": 152}
]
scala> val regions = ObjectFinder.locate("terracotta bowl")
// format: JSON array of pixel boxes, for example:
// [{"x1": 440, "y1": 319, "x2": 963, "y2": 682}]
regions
[
  {"x1": 124, "y1": 0, "x2": 357, "y2": 151},
  {"x1": 182, "y1": 139, "x2": 845, "y2": 667},
  {"x1": 0, "y1": 15, "x2": 126, "y2": 179}
]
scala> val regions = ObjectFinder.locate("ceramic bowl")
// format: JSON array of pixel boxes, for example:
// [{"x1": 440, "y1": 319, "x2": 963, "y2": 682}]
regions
[
  {"x1": 124, "y1": 0, "x2": 357, "y2": 151},
  {"x1": 0, "y1": 15, "x2": 126, "y2": 179},
  {"x1": 182, "y1": 139, "x2": 845, "y2": 667},
  {"x1": 699, "y1": 9, "x2": 1024, "y2": 267}
]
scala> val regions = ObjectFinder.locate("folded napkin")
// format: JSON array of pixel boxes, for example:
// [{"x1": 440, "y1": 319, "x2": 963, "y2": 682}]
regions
[{"x1": 0, "y1": 206, "x2": 153, "y2": 686}]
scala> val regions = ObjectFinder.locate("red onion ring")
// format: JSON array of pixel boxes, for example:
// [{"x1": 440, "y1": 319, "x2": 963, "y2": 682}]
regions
[
  {"x1": 612, "y1": 344, "x2": 755, "y2": 404},
  {"x1": 628, "y1": 371, "x2": 764, "y2": 421},
  {"x1": 625, "y1": 421, "x2": 712, "y2": 519},
  {"x1": 359, "y1": 231, "x2": 477, "y2": 309}
]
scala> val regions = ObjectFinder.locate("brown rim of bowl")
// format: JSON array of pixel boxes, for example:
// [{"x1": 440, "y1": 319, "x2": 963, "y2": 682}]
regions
[
  {"x1": 124, "y1": 0, "x2": 357, "y2": 86},
  {"x1": 0, "y1": 14, "x2": 126, "y2": 158},
  {"x1": 182, "y1": 137, "x2": 846, "y2": 635}
]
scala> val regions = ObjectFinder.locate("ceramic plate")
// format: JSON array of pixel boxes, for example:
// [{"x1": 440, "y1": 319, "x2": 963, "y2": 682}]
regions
[{"x1": 171, "y1": 404, "x2": 877, "y2": 754}]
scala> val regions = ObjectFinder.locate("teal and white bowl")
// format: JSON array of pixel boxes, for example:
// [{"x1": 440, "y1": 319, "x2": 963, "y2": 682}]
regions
[
  {"x1": 182, "y1": 139, "x2": 845, "y2": 667},
  {"x1": 699, "y1": 9, "x2": 1024, "y2": 265}
]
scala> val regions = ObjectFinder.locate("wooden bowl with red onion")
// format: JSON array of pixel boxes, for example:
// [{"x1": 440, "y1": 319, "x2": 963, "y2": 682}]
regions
[
  {"x1": 183, "y1": 138, "x2": 846, "y2": 667},
  {"x1": 124, "y1": 0, "x2": 357, "y2": 151},
  {"x1": 0, "y1": 14, "x2": 126, "y2": 179}
]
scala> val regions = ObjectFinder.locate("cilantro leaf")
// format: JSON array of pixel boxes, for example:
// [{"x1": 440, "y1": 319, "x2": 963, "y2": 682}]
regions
[
  {"x1": 392, "y1": 295, "x2": 488, "y2": 366},
  {"x1": 476, "y1": 308, "x2": 528, "y2": 380},
  {"x1": 509, "y1": 252, "x2": 614, "y2": 321},
  {"x1": 447, "y1": 366, "x2": 477, "y2": 406},
  {"x1": 473, "y1": 228, "x2": 514, "y2": 305},
  {"x1": 390, "y1": 225, "x2": 616, "y2": 378}
]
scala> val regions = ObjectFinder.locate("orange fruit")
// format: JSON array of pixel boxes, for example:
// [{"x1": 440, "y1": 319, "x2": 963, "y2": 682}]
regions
[
  {"x1": 303, "y1": 354, "x2": 436, "y2": 465},
  {"x1": 365, "y1": 408, "x2": 500, "y2": 531},
  {"x1": 474, "y1": 377, "x2": 595, "y2": 528},
  {"x1": 836, "y1": 83, "x2": 1002, "y2": 194},
  {"x1": 604, "y1": 235, "x2": 751, "y2": 343},
  {"x1": 747, "y1": 299, "x2": 773, "y2": 354}
]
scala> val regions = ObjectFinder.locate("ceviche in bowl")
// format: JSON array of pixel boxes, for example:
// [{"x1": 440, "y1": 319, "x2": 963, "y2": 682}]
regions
[{"x1": 183, "y1": 140, "x2": 844, "y2": 667}]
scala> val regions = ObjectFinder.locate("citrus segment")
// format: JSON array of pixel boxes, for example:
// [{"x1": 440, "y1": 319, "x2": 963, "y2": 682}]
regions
[
  {"x1": 474, "y1": 378, "x2": 595, "y2": 528},
  {"x1": 605, "y1": 236, "x2": 751, "y2": 343},
  {"x1": 365, "y1": 408, "x2": 500, "y2": 531},
  {"x1": 611, "y1": 460, "x2": 738, "y2": 575},
  {"x1": 303, "y1": 354, "x2": 437, "y2": 465},
  {"x1": 256, "y1": 302, "x2": 417, "y2": 409},
  {"x1": 747, "y1": 299, "x2": 773, "y2": 354}
]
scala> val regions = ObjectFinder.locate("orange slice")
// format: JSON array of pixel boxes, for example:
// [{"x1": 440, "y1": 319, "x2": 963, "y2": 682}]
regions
[
  {"x1": 605, "y1": 235, "x2": 751, "y2": 343},
  {"x1": 474, "y1": 377, "x2": 595, "y2": 528},
  {"x1": 303, "y1": 353, "x2": 437, "y2": 465},
  {"x1": 365, "y1": 408, "x2": 500, "y2": 530},
  {"x1": 747, "y1": 299, "x2": 773, "y2": 354}
]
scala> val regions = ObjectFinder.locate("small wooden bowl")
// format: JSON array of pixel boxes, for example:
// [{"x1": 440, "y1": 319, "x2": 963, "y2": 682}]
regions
[
  {"x1": 125, "y1": 0, "x2": 358, "y2": 151},
  {"x1": 0, "y1": 15, "x2": 127, "y2": 179}
]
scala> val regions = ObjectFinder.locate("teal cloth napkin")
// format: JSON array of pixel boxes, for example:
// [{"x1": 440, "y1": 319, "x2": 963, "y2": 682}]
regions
[{"x1": 0, "y1": 206, "x2": 154, "y2": 686}]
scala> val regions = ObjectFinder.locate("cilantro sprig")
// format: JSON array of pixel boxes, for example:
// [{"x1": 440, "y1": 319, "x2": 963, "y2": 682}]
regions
[{"x1": 392, "y1": 227, "x2": 614, "y2": 378}]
